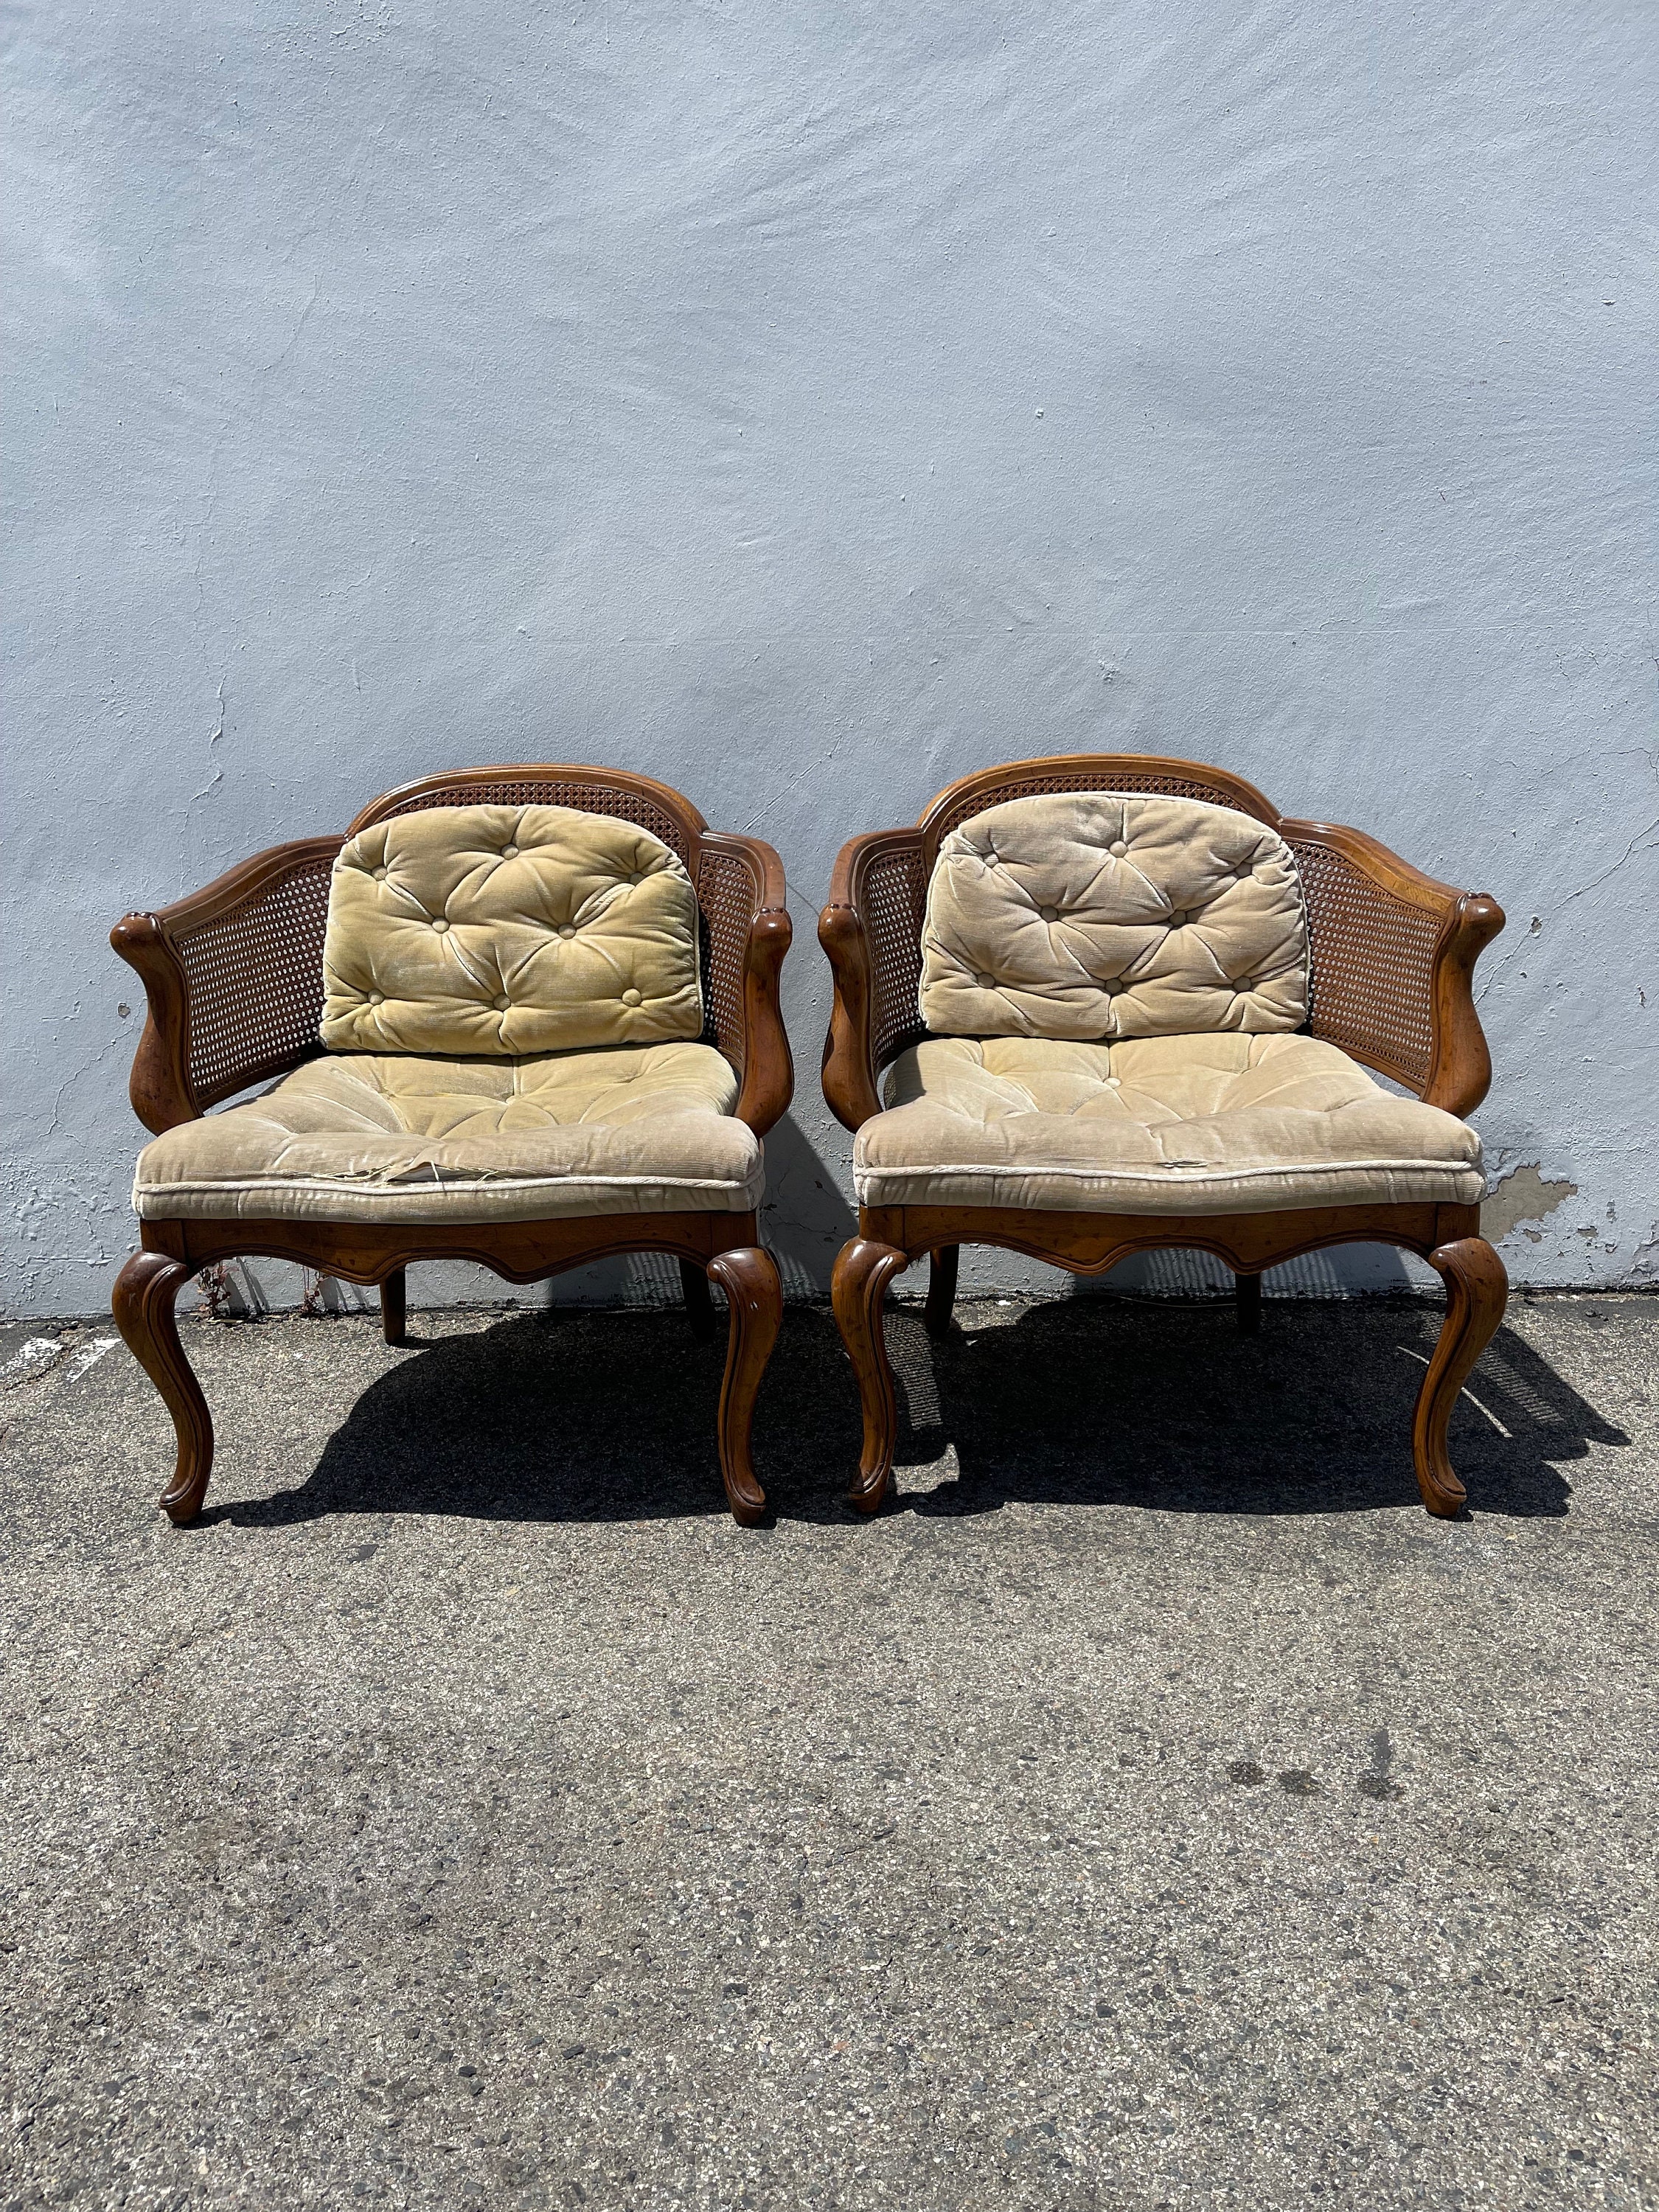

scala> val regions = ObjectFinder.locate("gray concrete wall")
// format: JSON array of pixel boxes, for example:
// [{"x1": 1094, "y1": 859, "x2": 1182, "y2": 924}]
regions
[{"x1": 5, "y1": 0, "x2": 1655, "y2": 1318}]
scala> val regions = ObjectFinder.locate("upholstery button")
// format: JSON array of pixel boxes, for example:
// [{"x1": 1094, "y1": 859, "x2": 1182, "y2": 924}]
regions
[
  {"x1": 1109, "y1": 840, "x2": 1128, "y2": 858},
  {"x1": 501, "y1": 844, "x2": 519, "y2": 859},
  {"x1": 369, "y1": 991, "x2": 384, "y2": 1006},
  {"x1": 622, "y1": 987, "x2": 642, "y2": 1006},
  {"x1": 431, "y1": 918, "x2": 450, "y2": 933},
  {"x1": 372, "y1": 867, "x2": 388, "y2": 882},
  {"x1": 558, "y1": 925, "x2": 576, "y2": 939},
  {"x1": 1106, "y1": 1075, "x2": 1121, "y2": 1088},
  {"x1": 974, "y1": 971, "x2": 997, "y2": 990},
  {"x1": 1039, "y1": 905, "x2": 1060, "y2": 922},
  {"x1": 493, "y1": 995, "x2": 510, "y2": 1011}
]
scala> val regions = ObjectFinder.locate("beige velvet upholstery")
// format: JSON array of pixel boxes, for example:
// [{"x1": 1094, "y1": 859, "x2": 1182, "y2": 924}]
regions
[
  {"x1": 320, "y1": 804, "x2": 703, "y2": 1057},
  {"x1": 855, "y1": 1034, "x2": 1484, "y2": 1214},
  {"x1": 918, "y1": 793, "x2": 1308, "y2": 1040},
  {"x1": 134, "y1": 1043, "x2": 761, "y2": 1223}
]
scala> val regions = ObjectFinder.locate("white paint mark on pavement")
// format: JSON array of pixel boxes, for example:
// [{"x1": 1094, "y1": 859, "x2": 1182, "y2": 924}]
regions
[
  {"x1": 1, "y1": 1337, "x2": 63, "y2": 1388},
  {"x1": 61, "y1": 1336, "x2": 119, "y2": 1385}
]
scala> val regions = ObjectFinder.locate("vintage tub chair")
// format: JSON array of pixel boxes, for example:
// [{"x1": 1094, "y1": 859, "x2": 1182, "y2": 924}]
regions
[
  {"x1": 819, "y1": 754, "x2": 1507, "y2": 1517},
  {"x1": 111, "y1": 765, "x2": 792, "y2": 1526}
]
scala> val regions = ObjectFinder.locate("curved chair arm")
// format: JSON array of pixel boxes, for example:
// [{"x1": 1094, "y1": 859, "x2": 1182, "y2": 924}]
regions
[
  {"x1": 698, "y1": 832, "x2": 794, "y2": 1136},
  {"x1": 1279, "y1": 819, "x2": 1504, "y2": 1118},
  {"x1": 818, "y1": 827, "x2": 928, "y2": 1133},
  {"x1": 111, "y1": 835, "x2": 344, "y2": 1134}
]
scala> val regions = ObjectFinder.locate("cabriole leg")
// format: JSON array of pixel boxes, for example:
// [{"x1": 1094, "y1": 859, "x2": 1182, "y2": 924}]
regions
[
  {"x1": 679, "y1": 1256, "x2": 717, "y2": 1344},
  {"x1": 1413, "y1": 1237, "x2": 1508, "y2": 1517},
  {"x1": 1235, "y1": 1271, "x2": 1262, "y2": 1335},
  {"x1": 380, "y1": 1268, "x2": 407, "y2": 1346},
  {"x1": 706, "y1": 1246, "x2": 782, "y2": 1526},
  {"x1": 112, "y1": 1251, "x2": 215, "y2": 1525},
  {"x1": 831, "y1": 1237, "x2": 908, "y2": 1515},
  {"x1": 925, "y1": 1245, "x2": 959, "y2": 1339}
]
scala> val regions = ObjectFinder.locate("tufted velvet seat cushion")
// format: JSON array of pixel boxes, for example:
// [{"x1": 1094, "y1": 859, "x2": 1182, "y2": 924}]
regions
[
  {"x1": 919, "y1": 793, "x2": 1308, "y2": 1040},
  {"x1": 133, "y1": 1043, "x2": 761, "y2": 1224},
  {"x1": 320, "y1": 804, "x2": 703, "y2": 1057},
  {"x1": 855, "y1": 1034, "x2": 1484, "y2": 1214}
]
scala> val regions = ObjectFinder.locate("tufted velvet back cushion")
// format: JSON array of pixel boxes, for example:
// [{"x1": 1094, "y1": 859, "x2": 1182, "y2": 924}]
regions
[
  {"x1": 918, "y1": 792, "x2": 1308, "y2": 1041},
  {"x1": 319, "y1": 804, "x2": 703, "y2": 1056}
]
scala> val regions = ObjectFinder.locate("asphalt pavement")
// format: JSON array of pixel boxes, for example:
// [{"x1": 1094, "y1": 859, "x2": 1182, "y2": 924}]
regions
[{"x1": 1, "y1": 1287, "x2": 1653, "y2": 2209}]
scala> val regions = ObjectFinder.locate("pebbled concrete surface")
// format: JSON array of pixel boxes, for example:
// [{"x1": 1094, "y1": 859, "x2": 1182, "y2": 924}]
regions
[{"x1": 1, "y1": 1290, "x2": 1655, "y2": 2210}]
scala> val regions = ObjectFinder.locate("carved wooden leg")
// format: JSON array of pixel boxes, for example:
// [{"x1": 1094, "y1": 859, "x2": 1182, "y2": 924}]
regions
[
  {"x1": 831, "y1": 1237, "x2": 909, "y2": 1514},
  {"x1": 679, "y1": 1255, "x2": 717, "y2": 1344},
  {"x1": 1413, "y1": 1237, "x2": 1508, "y2": 1517},
  {"x1": 924, "y1": 1245, "x2": 959, "y2": 1339},
  {"x1": 706, "y1": 1246, "x2": 782, "y2": 1526},
  {"x1": 112, "y1": 1251, "x2": 215, "y2": 1525},
  {"x1": 1236, "y1": 1271, "x2": 1262, "y2": 1335},
  {"x1": 380, "y1": 1268, "x2": 407, "y2": 1346}
]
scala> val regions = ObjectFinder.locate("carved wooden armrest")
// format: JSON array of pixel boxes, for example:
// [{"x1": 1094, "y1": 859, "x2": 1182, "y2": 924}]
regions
[
  {"x1": 1279, "y1": 820, "x2": 1504, "y2": 1118},
  {"x1": 696, "y1": 833, "x2": 794, "y2": 1136},
  {"x1": 818, "y1": 828, "x2": 929, "y2": 1132},
  {"x1": 111, "y1": 835, "x2": 344, "y2": 1134}
]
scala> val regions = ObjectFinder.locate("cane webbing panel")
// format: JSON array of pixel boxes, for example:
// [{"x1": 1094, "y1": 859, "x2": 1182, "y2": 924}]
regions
[
  {"x1": 868, "y1": 766, "x2": 1275, "y2": 1077},
  {"x1": 175, "y1": 858, "x2": 335, "y2": 1110},
  {"x1": 695, "y1": 846, "x2": 755, "y2": 1069},
  {"x1": 930, "y1": 766, "x2": 1264, "y2": 849},
  {"x1": 1287, "y1": 836, "x2": 1441, "y2": 1091},
  {"x1": 863, "y1": 842, "x2": 929, "y2": 1074},
  {"x1": 171, "y1": 780, "x2": 759, "y2": 1103},
  {"x1": 375, "y1": 778, "x2": 691, "y2": 861}
]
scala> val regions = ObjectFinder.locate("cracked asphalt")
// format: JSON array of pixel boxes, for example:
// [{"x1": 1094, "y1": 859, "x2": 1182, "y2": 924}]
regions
[{"x1": 1, "y1": 1288, "x2": 1655, "y2": 2209}]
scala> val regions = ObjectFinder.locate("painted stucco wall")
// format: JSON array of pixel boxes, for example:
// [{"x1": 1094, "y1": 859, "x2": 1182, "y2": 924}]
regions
[{"x1": 5, "y1": 0, "x2": 1655, "y2": 1318}]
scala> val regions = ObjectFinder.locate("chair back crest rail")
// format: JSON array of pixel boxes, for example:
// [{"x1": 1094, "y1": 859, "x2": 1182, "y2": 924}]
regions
[
  {"x1": 114, "y1": 765, "x2": 783, "y2": 1133},
  {"x1": 819, "y1": 753, "x2": 1502, "y2": 1129}
]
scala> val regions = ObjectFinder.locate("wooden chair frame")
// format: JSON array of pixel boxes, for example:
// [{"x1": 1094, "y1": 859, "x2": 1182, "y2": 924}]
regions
[
  {"x1": 111, "y1": 764, "x2": 793, "y2": 1526},
  {"x1": 819, "y1": 753, "x2": 1508, "y2": 1518}
]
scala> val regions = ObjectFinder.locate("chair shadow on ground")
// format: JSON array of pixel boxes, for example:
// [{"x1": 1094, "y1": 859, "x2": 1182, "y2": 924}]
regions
[
  {"x1": 883, "y1": 1298, "x2": 1627, "y2": 1522},
  {"x1": 202, "y1": 1292, "x2": 1628, "y2": 1531}
]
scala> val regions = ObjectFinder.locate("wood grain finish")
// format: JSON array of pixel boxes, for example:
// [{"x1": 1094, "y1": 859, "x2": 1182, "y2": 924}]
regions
[
  {"x1": 919, "y1": 753, "x2": 1281, "y2": 855},
  {"x1": 110, "y1": 768, "x2": 795, "y2": 1527},
  {"x1": 818, "y1": 826, "x2": 927, "y2": 1131},
  {"x1": 818, "y1": 753, "x2": 1510, "y2": 1518},
  {"x1": 830, "y1": 1201, "x2": 1508, "y2": 1517},
  {"x1": 1279, "y1": 818, "x2": 1504, "y2": 1116},
  {"x1": 830, "y1": 1237, "x2": 909, "y2": 1512},
  {"x1": 706, "y1": 1245, "x2": 783, "y2": 1525},
  {"x1": 348, "y1": 762, "x2": 709, "y2": 844},
  {"x1": 110, "y1": 833, "x2": 344, "y2": 1133},
  {"x1": 699, "y1": 831, "x2": 794, "y2": 1136},
  {"x1": 119, "y1": 1217, "x2": 787, "y2": 1530},
  {"x1": 679, "y1": 1256, "x2": 718, "y2": 1343},
  {"x1": 924, "y1": 1245, "x2": 959, "y2": 1339},
  {"x1": 112, "y1": 772, "x2": 794, "y2": 1136},
  {"x1": 380, "y1": 1269, "x2": 407, "y2": 1346},
  {"x1": 112, "y1": 1251, "x2": 214, "y2": 1525},
  {"x1": 136, "y1": 1208, "x2": 769, "y2": 1282},
  {"x1": 857, "y1": 1200, "x2": 1479, "y2": 1276},
  {"x1": 818, "y1": 753, "x2": 1504, "y2": 1131},
  {"x1": 1415, "y1": 1236, "x2": 1509, "y2": 1517}
]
